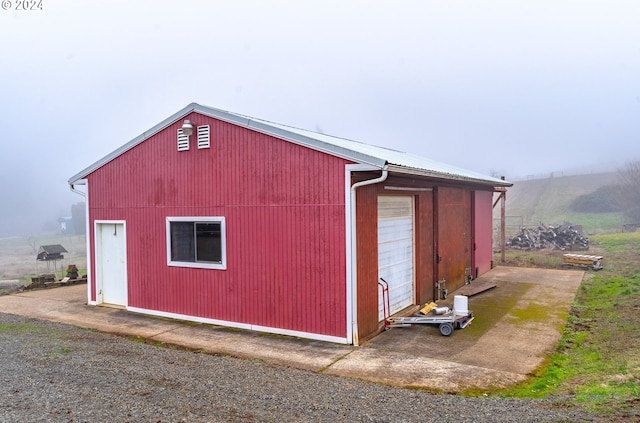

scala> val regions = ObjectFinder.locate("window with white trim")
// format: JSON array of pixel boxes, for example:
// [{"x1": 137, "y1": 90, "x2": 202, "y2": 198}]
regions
[{"x1": 167, "y1": 217, "x2": 226, "y2": 269}]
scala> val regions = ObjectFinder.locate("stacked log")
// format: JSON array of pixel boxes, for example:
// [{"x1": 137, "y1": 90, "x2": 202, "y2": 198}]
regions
[{"x1": 506, "y1": 224, "x2": 589, "y2": 251}]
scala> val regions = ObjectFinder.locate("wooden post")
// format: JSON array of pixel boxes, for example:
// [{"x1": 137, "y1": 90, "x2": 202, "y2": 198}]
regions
[{"x1": 500, "y1": 176, "x2": 506, "y2": 264}]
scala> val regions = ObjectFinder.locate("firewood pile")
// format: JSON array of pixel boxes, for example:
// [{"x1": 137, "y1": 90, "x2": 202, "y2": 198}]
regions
[{"x1": 506, "y1": 224, "x2": 589, "y2": 251}]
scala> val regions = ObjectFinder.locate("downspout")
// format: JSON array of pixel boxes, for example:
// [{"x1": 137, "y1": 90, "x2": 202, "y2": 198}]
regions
[
  {"x1": 69, "y1": 179, "x2": 92, "y2": 305},
  {"x1": 433, "y1": 187, "x2": 439, "y2": 300},
  {"x1": 347, "y1": 167, "x2": 388, "y2": 346}
]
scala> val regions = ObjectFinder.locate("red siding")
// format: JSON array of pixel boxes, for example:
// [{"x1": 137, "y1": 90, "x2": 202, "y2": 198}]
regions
[
  {"x1": 355, "y1": 183, "x2": 379, "y2": 341},
  {"x1": 415, "y1": 190, "x2": 434, "y2": 304},
  {"x1": 473, "y1": 190, "x2": 494, "y2": 277},
  {"x1": 355, "y1": 175, "x2": 434, "y2": 342},
  {"x1": 87, "y1": 112, "x2": 349, "y2": 338}
]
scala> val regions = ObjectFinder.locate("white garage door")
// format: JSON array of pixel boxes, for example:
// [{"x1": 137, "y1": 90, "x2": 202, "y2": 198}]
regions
[{"x1": 378, "y1": 195, "x2": 415, "y2": 320}]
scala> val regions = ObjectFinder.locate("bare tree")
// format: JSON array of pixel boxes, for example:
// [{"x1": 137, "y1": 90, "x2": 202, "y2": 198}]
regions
[
  {"x1": 617, "y1": 160, "x2": 640, "y2": 223},
  {"x1": 27, "y1": 235, "x2": 38, "y2": 255}
]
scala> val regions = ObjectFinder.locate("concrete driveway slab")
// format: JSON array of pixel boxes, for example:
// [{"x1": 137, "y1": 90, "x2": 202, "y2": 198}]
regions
[
  {"x1": 323, "y1": 347, "x2": 528, "y2": 392},
  {"x1": 150, "y1": 326, "x2": 352, "y2": 372},
  {"x1": 324, "y1": 267, "x2": 584, "y2": 391}
]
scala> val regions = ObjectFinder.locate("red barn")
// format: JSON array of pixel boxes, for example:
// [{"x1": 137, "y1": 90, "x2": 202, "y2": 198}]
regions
[{"x1": 69, "y1": 103, "x2": 511, "y2": 345}]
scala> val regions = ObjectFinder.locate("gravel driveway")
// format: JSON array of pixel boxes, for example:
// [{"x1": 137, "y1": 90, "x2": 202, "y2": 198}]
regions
[{"x1": 0, "y1": 313, "x2": 596, "y2": 423}]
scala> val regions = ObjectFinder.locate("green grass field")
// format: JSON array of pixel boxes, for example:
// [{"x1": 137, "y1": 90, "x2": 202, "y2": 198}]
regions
[
  {"x1": 502, "y1": 172, "x2": 628, "y2": 234},
  {"x1": 499, "y1": 232, "x2": 640, "y2": 420}
]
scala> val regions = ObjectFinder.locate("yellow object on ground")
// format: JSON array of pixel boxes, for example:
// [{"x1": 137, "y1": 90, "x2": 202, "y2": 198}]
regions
[{"x1": 420, "y1": 302, "x2": 438, "y2": 315}]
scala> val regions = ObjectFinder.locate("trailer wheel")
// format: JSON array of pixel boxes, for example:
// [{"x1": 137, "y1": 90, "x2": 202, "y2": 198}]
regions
[{"x1": 439, "y1": 322, "x2": 454, "y2": 336}]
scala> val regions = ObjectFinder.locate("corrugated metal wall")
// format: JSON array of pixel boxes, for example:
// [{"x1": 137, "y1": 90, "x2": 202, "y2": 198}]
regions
[
  {"x1": 415, "y1": 190, "x2": 434, "y2": 304},
  {"x1": 436, "y1": 187, "x2": 472, "y2": 293},
  {"x1": 355, "y1": 183, "x2": 379, "y2": 341},
  {"x1": 86, "y1": 112, "x2": 349, "y2": 338}
]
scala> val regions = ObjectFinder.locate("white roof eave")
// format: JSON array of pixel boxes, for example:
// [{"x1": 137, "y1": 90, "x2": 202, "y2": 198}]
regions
[{"x1": 385, "y1": 164, "x2": 512, "y2": 187}]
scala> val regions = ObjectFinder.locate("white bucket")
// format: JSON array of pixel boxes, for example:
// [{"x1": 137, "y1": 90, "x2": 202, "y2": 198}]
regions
[{"x1": 453, "y1": 295, "x2": 468, "y2": 316}]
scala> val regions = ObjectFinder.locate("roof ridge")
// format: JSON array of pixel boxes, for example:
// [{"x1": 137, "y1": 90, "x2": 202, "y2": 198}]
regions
[{"x1": 69, "y1": 103, "x2": 511, "y2": 188}]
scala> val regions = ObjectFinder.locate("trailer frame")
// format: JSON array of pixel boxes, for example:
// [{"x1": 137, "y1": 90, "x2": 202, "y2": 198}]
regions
[
  {"x1": 379, "y1": 278, "x2": 474, "y2": 336},
  {"x1": 386, "y1": 309, "x2": 474, "y2": 336}
]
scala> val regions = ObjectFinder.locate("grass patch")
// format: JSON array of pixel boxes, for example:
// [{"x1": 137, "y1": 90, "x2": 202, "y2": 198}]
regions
[
  {"x1": 0, "y1": 321, "x2": 77, "y2": 360},
  {"x1": 498, "y1": 249, "x2": 565, "y2": 269},
  {"x1": 0, "y1": 322, "x2": 48, "y2": 333},
  {"x1": 17, "y1": 267, "x2": 88, "y2": 285},
  {"x1": 47, "y1": 346, "x2": 73, "y2": 358},
  {"x1": 499, "y1": 232, "x2": 640, "y2": 418}
]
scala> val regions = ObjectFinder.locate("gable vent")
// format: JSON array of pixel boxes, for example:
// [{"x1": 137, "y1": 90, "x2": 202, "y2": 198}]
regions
[
  {"x1": 197, "y1": 125, "x2": 210, "y2": 149},
  {"x1": 177, "y1": 128, "x2": 189, "y2": 151}
]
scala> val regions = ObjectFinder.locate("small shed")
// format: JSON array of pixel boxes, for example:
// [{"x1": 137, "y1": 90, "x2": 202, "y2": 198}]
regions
[
  {"x1": 69, "y1": 102, "x2": 511, "y2": 345},
  {"x1": 36, "y1": 244, "x2": 68, "y2": 261}
]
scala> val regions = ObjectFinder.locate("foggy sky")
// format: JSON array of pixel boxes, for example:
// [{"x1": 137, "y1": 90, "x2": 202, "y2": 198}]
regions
[{"x1": 1, "y1": 1, "x2": 638, "y2": 237}]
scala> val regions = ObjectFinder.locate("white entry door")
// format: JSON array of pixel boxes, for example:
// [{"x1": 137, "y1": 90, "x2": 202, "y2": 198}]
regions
[
  {"x1": 96, "y1": 221, "x2": 127, "y2": 306},
  {"x1": 378, "y1": 196, "x2": 415, "y2": 320}
]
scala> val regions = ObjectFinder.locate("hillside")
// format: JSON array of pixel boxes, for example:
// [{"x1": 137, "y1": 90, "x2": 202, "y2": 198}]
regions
[{"x1": 496, "y1": 172, "x2": 625, "y2": 235}]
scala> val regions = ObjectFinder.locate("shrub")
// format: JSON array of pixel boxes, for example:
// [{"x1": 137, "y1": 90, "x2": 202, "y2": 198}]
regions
[{"x1": 569, "y1": 185, "x2": 626, "y2": 213}]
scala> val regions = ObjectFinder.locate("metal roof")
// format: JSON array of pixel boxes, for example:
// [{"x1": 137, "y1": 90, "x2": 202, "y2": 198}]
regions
[{"x1": 69, "y1": 102, "x2": 512, "y2": 187}]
